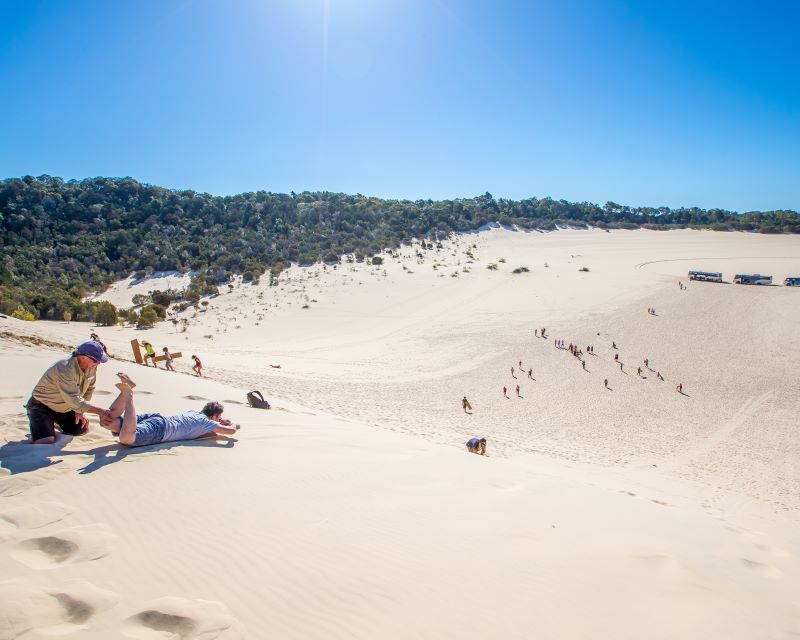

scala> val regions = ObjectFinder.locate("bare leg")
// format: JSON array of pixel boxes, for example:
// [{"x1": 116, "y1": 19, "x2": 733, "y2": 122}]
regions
[
  {"x1": 105, "y1": 389, "x2": 127, "y2": 420},
  {"x1": 94, "y1": 373, "x2": 138, "y2": 434},
  {"x1": 94, "y1": 380, "x2": 131, "y2": 434},
  {"x1": 115, "y1": 384, "x2": 138, "y2": 446}
]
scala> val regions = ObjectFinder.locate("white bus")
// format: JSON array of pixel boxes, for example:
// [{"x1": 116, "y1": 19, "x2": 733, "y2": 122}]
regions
[
  {"x1": 734, "y1": 274, "x2": 772, "y2": 285},
  {"x1": 688, "y1": 270, "x2": 723, "y2": 282}
]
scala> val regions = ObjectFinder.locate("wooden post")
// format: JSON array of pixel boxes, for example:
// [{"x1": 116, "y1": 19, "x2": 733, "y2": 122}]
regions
[{"x1": 131, "y1": 339, "x2": 143, "y2": 364}]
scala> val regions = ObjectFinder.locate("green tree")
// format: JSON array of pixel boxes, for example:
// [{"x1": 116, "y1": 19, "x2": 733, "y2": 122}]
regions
[
  {"x1": 137, "y1": 307, "x2": 158, "y2": 328},
  {"x1": 94, "y1": 301, "x2": 118, "y2": 326}
]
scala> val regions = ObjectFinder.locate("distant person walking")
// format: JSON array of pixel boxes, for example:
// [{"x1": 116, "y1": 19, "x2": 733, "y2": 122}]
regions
[
  {"x1": 676, "y1": 383, "x2": 683, "y2": 394},
  {"x1": 527, "y1": 368, "x2": 533, "y2": 379},
  {"x1": 140, "y1": 340, "x2": 157, "y2": 367},
  {"x1": 90, "y1": 332, "x2": 109, "y2": 356},
  {"x1": 192, "y1": 354, "x2": 203, "y2": 377},
  {"x1": 462, "y1": 396, "x2": 472, "y2": 413},
  {"x1": 502, "y1": 386, "x2": 508, "y2": 398},
  {"x1": 604, "y1": 378, "x2": 608, "y2": 388},
  {"x1": 511, "y1": 366, "x2": 516, "y2": 378},
  {"x1": 162, "y1": 347, "x2": 175, "y2": 372},
  {"x1": 516, "y1": 384, "x2": 520, "y2": 397}
]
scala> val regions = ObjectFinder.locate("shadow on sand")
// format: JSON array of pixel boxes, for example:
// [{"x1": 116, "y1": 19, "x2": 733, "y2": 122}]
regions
[{"x1": 0, "y1": 435, "x2": 236, "y2": 476}]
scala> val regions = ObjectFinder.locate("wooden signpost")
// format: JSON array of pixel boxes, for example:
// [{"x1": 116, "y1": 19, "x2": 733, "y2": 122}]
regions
[{"x1": 131, "y1": 339, "x2": 143, "y2": 364}]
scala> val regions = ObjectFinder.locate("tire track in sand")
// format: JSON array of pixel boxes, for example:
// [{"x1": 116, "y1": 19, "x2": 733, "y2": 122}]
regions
[{"x1": 662, "y1": 391, "x2": 773, "y2": 473}]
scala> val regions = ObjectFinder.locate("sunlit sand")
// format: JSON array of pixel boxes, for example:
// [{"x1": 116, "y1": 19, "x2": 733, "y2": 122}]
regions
[{"x1": 2, "y1": 228, "x2": 799, "y2": 638}]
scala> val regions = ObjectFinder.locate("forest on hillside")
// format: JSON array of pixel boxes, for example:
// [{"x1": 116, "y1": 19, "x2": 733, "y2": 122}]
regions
[{"x1": 2, "y1": 175, "x2": 798, "y2": 321}]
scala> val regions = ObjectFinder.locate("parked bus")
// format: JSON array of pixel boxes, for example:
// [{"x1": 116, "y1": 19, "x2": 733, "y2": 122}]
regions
[
  {"x1": 734, "y1": 274, "x2": 772, "y2": 285},
  {"x1": 688, "y1": 270, "x2": 723, "y2": 282},
  {"x1": 784, "y1": 277, "x2": 800, "y2": 287}
]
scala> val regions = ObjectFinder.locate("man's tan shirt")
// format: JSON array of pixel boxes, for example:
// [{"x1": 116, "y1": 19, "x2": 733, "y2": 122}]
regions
[{"x1": 31, "y1": 357, "x2": 96, "y2": 414}]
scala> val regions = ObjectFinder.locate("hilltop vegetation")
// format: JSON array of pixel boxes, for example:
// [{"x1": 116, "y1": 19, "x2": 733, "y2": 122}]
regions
[{"x1": 1, "y1": 175, "x2": 798, "y2": 320}]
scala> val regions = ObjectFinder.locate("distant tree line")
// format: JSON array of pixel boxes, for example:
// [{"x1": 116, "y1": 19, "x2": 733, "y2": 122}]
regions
[{"x1": 1, "y1": 175, "x2": 798, "y2": 320}]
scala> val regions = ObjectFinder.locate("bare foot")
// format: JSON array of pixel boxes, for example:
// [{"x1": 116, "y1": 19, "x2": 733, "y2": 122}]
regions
[
  {"x1": 117, "y1": 372, "x2": 136, "y2": 388},
  {"x1": 115, "y1": 382, "x2": 133, "y2": 395}
]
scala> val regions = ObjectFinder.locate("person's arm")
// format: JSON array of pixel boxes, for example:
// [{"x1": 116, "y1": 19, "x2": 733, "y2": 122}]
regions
[
  {"x1": 212, "y1": 424, "x2": 239, "y2": 436},
  {"x1": 79, "y1": 374, "x2": 108, "y2": 419},
  {"x1": 83, "y1": 373, "x2": 95, "y2": 403},
  {"x1": 57, "y1": 370, "x2": 106, "y2": 417}
]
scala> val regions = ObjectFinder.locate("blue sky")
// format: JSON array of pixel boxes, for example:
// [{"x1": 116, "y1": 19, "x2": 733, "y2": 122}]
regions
[{"x1": 1, "y1": 0, "x2": 797, "y2": 211}]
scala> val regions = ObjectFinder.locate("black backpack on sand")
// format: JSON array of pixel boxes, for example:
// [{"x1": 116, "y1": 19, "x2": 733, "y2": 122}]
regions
[{"x1": 247, "y1": 390, "x2": 271, "y2": 409}]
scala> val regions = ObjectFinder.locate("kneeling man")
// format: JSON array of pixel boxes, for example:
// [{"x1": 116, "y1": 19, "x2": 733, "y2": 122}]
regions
[
  {"x1": 101, "y1": 373, "x2": 239, "y2": 446},
  {"x1": 27, "y1": 341, "x2": 110, "y2": 444}
]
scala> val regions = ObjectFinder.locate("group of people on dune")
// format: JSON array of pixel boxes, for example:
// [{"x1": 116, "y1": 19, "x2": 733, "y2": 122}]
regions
[
  {"x1": 138, "y1": 339, "x2": 203, "y2": 376},
  {"x1": 25, "y1": 340, "x2": 239, "y2": 447}
]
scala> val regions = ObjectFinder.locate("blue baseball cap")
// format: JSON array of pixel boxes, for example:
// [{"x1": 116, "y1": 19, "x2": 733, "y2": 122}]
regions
[{"x1": 74, "y1": 341, "x2": 109, "y2": 363}]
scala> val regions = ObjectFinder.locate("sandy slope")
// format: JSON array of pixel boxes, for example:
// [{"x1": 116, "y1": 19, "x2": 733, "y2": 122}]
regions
[{"x1": 1, "y1": 228, "x2": 799, "y2": 638}]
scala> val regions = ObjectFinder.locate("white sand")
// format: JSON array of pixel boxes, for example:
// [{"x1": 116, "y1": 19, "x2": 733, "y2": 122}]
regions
[{"x1": 1, "y1": 228, "x2": 799, "y2": 638}]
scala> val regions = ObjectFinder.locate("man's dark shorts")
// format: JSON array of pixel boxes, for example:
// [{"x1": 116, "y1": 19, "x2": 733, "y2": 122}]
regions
[{"x1": 26, "y1": 397, "x2": 87, "y2": 440}]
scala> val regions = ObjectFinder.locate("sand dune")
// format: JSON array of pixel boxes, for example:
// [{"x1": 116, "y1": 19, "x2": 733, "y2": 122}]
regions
[{"x1": 1, "y1": 228, "x2": 799, "y2": 638}]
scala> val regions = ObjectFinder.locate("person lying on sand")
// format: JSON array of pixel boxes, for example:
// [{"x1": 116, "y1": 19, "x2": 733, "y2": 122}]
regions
[
  {"x1": 98, "y1": 373, "x2": 239, "y2": 447},
  {"x1": 466, "y1": 437, "x2": 486, "y2": 455}
]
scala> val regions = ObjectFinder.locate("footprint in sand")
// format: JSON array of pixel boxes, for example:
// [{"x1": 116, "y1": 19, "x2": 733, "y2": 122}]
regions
[
  {"x1": 122, "y1": 597, "x2": 235, "y2": 639},
  {"x1": 92, "y1": 389, "x2": 113, "y2": 396},
  {"x1": 11, "y1": 524, "x2": 116, "y2": 570},
  {"x1": 0, "y1": 473, "x2": 44, "y2": 498},
  {"x1": 740, "y1": 557, "x2": 784, "y2": 579},
  {"x1": 223, "y1": 400, "x2": 243, "y2": 405},
  {"x1": 636, "y1": 553, "x2": 679, "y2": 569},
  {"x1": 0, "y1": 502, "x2": 73, "y2": 542},
  {"x1": 183, "y1": 395, "x2": 207, "y2": 401},
  {"x1": 0, "y1": 578, "x2": 119, "y2": 638},
  {"x1": 0, "y1": 396, "x2": 24, "y2": 400}
]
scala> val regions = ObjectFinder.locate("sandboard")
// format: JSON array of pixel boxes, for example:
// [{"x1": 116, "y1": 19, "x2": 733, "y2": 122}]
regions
[{"x1": 153, "y1": 352, "x2": 182, "y2": 363}]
